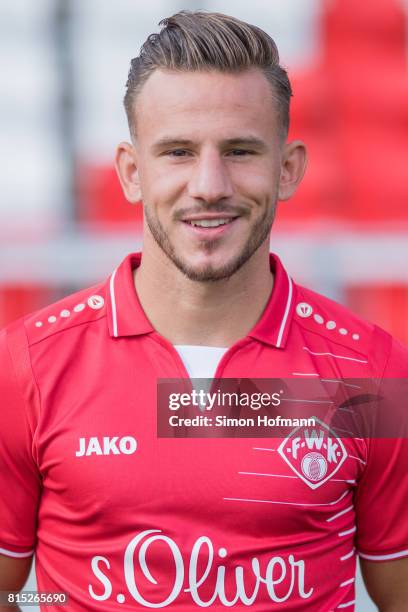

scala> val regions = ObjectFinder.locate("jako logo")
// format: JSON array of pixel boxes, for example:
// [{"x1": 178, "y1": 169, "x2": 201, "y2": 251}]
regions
[{"x1": 75, "y1": 436, "x2": 137, "y2": 457}]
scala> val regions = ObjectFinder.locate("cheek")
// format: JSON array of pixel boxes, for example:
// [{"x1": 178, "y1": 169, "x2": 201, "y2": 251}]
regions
[
  {"x1": 235, "y1": 174, "x2": 278, "y2": 206},
  {"x1": 140, "y1": 163, "x2": 187, "y2": 208},
  {"x1": 231, "y1": 160, "x2": 280, "y2": 195}
]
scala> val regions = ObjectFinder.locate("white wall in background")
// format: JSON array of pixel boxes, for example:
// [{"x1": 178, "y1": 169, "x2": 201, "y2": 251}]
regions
[
  {"x1": 0, "y1": 0, "x2": 66, "y2": 235},
  {"x1": 71, "y1": 0, "x2": 177, "y2": 162}
]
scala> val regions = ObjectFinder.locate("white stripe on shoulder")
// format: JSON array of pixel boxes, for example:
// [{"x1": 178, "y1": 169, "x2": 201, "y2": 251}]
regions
[
  {"x1": 0, "y1": 546, "x2": 34, "y2": 558},
  {"x1": 276, "y1": 272, "x2": 293, "y2": 348},
  {"x1": 109, "y1": 267, "x2": 119, "y2": 338},
  {"x1": 303, "y1": 346, "x2": 368, "y2": 364},
  {"x1": 358, "y1": 549, "x2": 408, "y2": 561}
]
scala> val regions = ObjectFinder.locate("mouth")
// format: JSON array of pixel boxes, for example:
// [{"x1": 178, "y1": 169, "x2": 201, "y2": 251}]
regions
[
  {"x1": 181, "y1": 216, "x2": 240, "y2": 238},
  {"x1": 183, "y1": 217, "x2": 238, "y2": 228}
]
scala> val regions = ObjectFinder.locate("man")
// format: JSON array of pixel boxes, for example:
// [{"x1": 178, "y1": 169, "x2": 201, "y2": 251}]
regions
[{"x1": 0, "y1": 10, "x2": 407, "y2": 611}]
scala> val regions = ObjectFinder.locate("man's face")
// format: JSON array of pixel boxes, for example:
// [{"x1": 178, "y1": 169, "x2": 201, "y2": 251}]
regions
[{"x1": 129, "y1": 68, "x2": 286, "y2": 281}]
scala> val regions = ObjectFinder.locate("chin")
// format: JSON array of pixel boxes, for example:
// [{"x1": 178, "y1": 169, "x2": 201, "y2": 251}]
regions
[{"x1": 172, "y1": 252, "x2": 249, "y2": 283}]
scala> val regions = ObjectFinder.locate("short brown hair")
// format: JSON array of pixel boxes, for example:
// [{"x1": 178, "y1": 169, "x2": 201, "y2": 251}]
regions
[{"x1": 124, "y1": 10, "x2": 292, "y2": 139}]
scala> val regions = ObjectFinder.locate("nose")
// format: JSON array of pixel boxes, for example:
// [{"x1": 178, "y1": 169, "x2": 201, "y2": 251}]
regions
[{"x1": 187, "y1": 149, "x2": 234, "y2": 204}]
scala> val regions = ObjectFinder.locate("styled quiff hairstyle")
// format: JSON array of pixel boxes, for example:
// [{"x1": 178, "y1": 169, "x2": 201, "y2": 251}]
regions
[{"x1": 124, "y1": 10, "x2": 292, "y2": 139}]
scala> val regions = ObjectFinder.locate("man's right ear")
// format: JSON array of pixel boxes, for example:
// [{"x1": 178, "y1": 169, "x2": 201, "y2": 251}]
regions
[{"x1": 115, "y1": 141, "x2": 142, "y2": 204}]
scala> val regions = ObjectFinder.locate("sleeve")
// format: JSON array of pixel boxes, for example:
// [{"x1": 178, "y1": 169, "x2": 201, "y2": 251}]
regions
[
  {"x1": 0, "y1": 325, "x2": 41, "y2": 558},
  {"x1": 355, "y1": 334, "x2": 408, "y2": 561}
]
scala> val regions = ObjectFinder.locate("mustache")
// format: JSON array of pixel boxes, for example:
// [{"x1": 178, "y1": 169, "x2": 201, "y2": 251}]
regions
[{"x1": 174, "y1": 203, "x2": 250, "y2": 220}]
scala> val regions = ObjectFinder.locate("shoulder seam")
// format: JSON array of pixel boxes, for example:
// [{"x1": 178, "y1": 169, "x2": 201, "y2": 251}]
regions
[
  {"x1": 28, "y1": 313, "x2": 107, "y2": 348},
  {"x1": 293, "y1": 318, "x2": 369, "y2": 360},
  {"x1": 5, "y1": 323, "x2": 41, "y2": 463}
]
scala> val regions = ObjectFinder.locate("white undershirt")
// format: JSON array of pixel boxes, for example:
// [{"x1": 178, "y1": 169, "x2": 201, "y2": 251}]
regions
[
  {"x1": 174, "y1": 345, "x2": 228, "y2": 411},
  {"x1": 174, "y1": 345, "x2": 228, "y2": 379}
]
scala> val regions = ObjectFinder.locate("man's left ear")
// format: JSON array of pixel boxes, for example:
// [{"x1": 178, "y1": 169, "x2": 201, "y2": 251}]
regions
[{"x1": 278, "y1": 140, "x2": 307, "y2": 201}]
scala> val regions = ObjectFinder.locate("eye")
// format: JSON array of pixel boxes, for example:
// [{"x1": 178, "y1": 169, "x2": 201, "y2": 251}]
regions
[
  {"x1": 228, "y1": 149, "x2": 255, "y2": 157},
  {"x1": 166, "y1": 149, "x2": 191, "y2": 157}
]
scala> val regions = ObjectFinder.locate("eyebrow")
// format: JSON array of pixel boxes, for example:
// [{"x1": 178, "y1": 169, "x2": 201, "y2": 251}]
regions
[{"x1": 151, "y1": 136, "x2": 268, "y2": 153}]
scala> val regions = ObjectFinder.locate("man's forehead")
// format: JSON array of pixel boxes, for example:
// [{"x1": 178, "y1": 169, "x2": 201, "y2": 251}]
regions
[
  {"x1": 139, "y1": 69, "x2": 273, "y2": 112},
  {"x1": 135, "y1": 68, "x2": 279, "y2": 135}
]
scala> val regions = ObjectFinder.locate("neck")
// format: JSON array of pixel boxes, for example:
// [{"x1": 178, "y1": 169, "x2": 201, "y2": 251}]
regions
[{"x1": 134, "y1": 242, "x2": 274, "y2": 347}]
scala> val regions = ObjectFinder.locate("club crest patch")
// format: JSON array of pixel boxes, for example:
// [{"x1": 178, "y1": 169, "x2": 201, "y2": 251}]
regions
[{"x1": 277, "y1": 418, "x2": 348, "y2": 489}]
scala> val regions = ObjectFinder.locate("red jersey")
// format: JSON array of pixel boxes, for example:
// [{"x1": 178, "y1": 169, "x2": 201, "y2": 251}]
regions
[{"x1": 0, "y1": 252, "x2": 407, "y2": 610}]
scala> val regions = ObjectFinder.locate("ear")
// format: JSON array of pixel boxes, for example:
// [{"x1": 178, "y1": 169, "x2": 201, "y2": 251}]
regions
[
  {"x1": 278, "y1": 140, "x2": 307, "y2": 201},
  {"x1": 115, "y1": 141, "x2": 142, "y2": 204}
]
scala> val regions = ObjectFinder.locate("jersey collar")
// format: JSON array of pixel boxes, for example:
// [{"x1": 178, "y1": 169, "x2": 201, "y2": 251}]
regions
[{"x1": 107, "y1": 252, "x2": 296, "y2": 348}]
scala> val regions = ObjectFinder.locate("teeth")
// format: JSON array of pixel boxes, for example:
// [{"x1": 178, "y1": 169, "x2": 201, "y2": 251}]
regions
[{"x1": 189, "y1": 218, "x2": 233, "y2": 228}]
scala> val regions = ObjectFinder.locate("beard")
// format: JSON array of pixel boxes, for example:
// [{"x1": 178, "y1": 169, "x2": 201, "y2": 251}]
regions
[{"x1": 143, "y1": 201, "x2": 276, "y2": 282}]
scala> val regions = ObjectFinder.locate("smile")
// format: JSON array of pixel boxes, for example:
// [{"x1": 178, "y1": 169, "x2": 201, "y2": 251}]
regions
[{"x1": 186, "y1": 218, "x2": 237, "y2": 228}]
